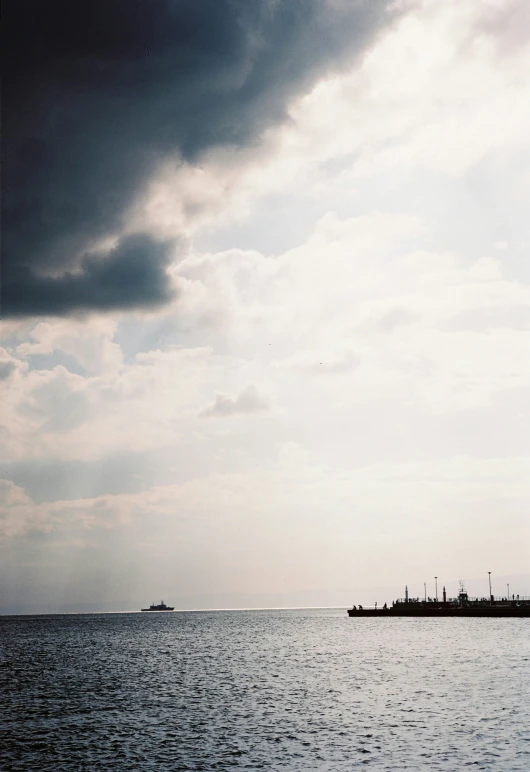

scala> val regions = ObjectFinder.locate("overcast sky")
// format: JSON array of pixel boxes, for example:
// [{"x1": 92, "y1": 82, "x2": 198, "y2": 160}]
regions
[{"x1": 1, "y1": 0, "x2": 529, "y2": 613}]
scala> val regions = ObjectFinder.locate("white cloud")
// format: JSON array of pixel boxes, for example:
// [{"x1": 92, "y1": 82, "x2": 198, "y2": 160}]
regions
[
  {"x1": 16, "y1": 319, "x2": 123, "y2": 375},
  {"x1": 0, "y1": 479, "x2": 48, "y2": 540},
  {"x1": 288, "y1": 349, "x2": 360, "y2": 375},
  {"x1": 3, "y1": 449, "x2": 529, "y2": 598},
  {"x1": 3, "y1": 0, "x2": 530, "y2": 607},
  {"x1": 2, "y1": 206, "x2": 530, "y2": 467},
  {"x1": 124, "y1": 0, "x2": 530, "y2": 246},
  {"x1": 200, "y1": 384, "x2": 270, "y2": 418},
  {"x1": 285, "y1": 0, "x2": 530, "y2": 182},
  {"x1": 0, "y1": 348, "x2": 21, "y2": 380}
]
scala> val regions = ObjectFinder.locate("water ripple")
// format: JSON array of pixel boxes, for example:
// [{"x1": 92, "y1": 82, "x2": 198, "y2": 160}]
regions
[{"x1": 1, "y1": 610, "x2": 529, "y2": 770}]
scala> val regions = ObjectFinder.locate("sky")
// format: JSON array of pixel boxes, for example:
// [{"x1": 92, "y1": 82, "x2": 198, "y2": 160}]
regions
[{"x1": 1, "y1": 0, "x2": 529, "y2": 613}]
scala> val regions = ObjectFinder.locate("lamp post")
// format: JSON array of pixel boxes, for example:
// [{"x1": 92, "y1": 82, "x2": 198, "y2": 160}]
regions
[
  {"x1": 435, "y1": 576, "x2": 438, "y2": 602},
  {"x1": 507, "y1": 583, "x2": 510, "y2": 600},
  {"x1": 488, "y1": 571, "x2": 492, "y2": 603}
]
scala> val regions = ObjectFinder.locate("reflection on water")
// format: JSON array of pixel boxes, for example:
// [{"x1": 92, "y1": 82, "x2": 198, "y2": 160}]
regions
[{"x1": 1, "y1": 609, "x2": 529, "y2": 770}]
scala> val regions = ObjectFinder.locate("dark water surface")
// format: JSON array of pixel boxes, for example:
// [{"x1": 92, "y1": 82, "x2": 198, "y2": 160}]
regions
[{"x1": 1, "y1": 608, "x2": 529, "y2": 771}]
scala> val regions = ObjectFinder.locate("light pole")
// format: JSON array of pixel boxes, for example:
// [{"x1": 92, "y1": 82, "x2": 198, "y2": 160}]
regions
[
  {"x1": 507, "y1": 583, "x2": 510, "y2": 600},
  {"x1": 435, "y1": 576, "x2": 438, "y2": 602},
  {"x1": 424, "y1": 583, "x2": 427, "y2": 602},
  {"x1": 488, "y1": 571, "x2": 492, "y2": 603}
]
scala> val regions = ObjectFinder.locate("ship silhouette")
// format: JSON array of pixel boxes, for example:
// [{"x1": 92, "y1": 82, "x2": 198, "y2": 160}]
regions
[{"x1": 141, "y1": 600, "x2": 175, "y2": 612}]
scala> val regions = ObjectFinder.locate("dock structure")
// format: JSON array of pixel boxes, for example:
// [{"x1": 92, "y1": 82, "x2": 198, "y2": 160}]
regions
[{"x1": 348, "y1": 577, "x2": 530, "y2": 617}]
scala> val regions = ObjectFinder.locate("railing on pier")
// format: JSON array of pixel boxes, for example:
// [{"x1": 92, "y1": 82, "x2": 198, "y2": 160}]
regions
[{"x1": 394, "y1": 596, "x2": 530, "y2": 604}]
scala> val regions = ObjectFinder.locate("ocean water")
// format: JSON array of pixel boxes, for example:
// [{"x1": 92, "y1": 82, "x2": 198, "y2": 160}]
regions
[{"x1": 1, "y1": 608, "x2": 529, "y2": 771}]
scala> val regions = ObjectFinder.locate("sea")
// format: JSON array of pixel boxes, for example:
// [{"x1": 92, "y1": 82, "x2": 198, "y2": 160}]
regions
[{"x1": 1, "y1": 608, "x2": 529, "y2": 771}]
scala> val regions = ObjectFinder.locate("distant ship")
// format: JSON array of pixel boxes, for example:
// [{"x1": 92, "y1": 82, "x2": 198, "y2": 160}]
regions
[
  {"x1": 348, "y1": 583, "x2": 530, "y2": 618},
  {"x1": 141, "y1": 600, "x2": 175, "y2": 612}
]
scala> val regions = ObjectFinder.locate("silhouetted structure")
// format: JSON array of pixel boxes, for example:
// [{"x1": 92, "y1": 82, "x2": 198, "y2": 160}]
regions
[
  {"x1": 348, "y1": 582, "x2": 530, "y2": 617},
  {"x1": 141, "y1": 600, "x2": 175, "y2": 611}
]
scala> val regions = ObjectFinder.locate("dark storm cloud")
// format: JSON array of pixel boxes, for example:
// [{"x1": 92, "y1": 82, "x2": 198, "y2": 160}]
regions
[
  {"x1": 5, "y1": 234, "x2": 176, "y2": 317},
  {"x1": 2, "y1": 0, "x2": 400, "y2": 317}
]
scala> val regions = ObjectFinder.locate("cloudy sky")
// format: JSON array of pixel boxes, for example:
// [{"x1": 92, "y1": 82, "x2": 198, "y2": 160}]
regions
[{"x1": 2, "y1": 0, "x2": 529, "y2": 612}]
